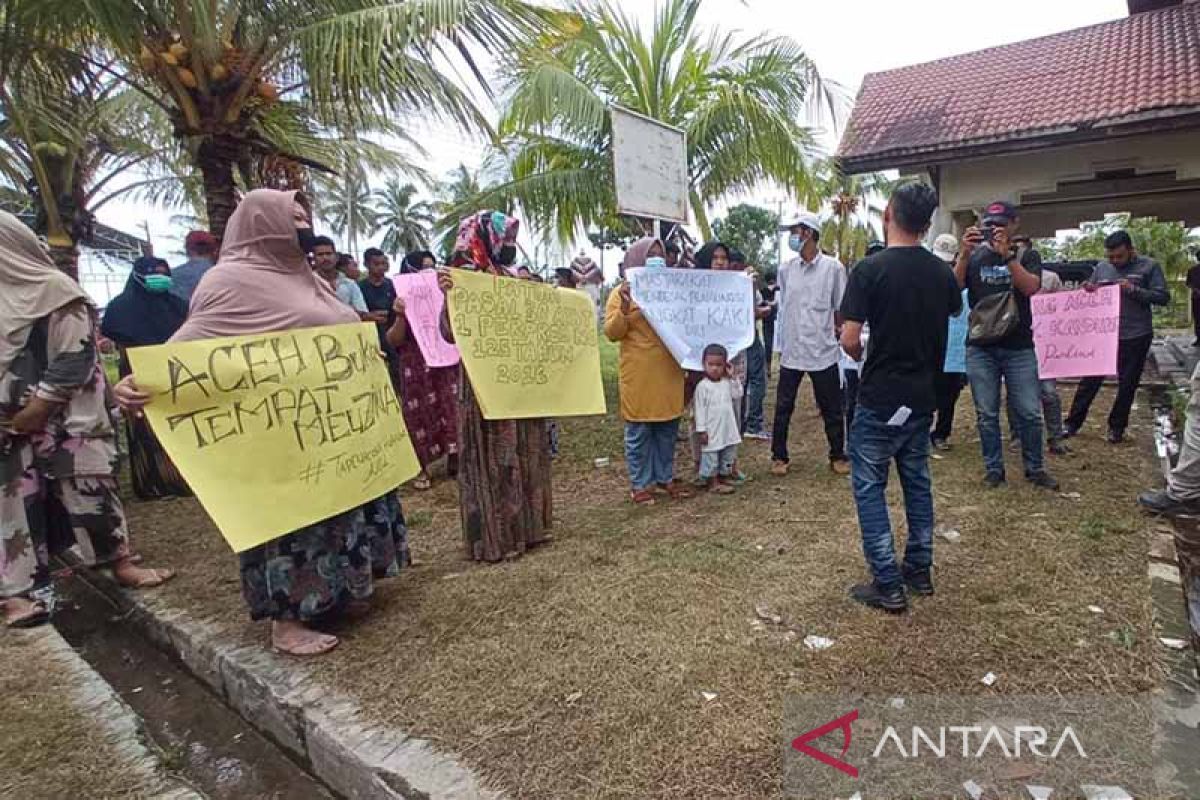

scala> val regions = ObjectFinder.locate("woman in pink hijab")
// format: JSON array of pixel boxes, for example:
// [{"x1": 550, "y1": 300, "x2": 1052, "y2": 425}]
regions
[{"x1": 114, "y1": 190, "x2": 409, "y2": 657}]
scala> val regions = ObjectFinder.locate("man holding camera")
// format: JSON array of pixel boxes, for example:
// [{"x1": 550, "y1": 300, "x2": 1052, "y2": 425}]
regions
[{"x1": 954, "y1": 201, "x2": 1058, "y2": 490}]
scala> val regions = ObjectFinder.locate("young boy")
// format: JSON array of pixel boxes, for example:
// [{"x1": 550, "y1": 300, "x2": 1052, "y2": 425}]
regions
[{"x1": 694, "y1": 344, "x2": 744, "y2": 494}]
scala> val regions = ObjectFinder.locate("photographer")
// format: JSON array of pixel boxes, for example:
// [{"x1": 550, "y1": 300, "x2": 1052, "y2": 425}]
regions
[{"x1": 954, "y1": 201, "x2": 1057, "y2": 490}]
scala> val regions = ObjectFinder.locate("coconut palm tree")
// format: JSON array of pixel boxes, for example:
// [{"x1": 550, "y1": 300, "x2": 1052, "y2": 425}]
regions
[
  {"x1": 432, "y1": 163, "x2": 483, "y2": 260},
  {"x1": 467, "y1": 0, "x2": 839, "y2": 242},
  {"x1": 29, "y1": 0, "x2": 555, "y2": 240},
  {"x1": 808, "y1": 159, "x2": 895, "y2": 266},
  {"x1": 312, "y1": 135, "x2": 426, "y2": 255},
  {"x1": 374, "y1": 179, "x2": 434, "y2": 257},
  {"x1": 314, "y1": 165, "x2": 379, "y2": 256},
  {"x1": 0, "y1": 21, "x2": 188, "y2": 269}
]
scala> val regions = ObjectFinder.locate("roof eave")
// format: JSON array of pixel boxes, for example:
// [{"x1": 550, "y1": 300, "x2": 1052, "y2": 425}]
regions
[{"x1": 836, "y1": 107, "x2": 1200, "y2": 175}]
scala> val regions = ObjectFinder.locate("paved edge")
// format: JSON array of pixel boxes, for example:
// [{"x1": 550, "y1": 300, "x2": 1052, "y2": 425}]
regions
[
  {"x1": 1142, "y1": 344, "x2": 1200, "y2": 797},
  {"x1": 21, "y1": 624, "x2": 206, "y2": 800},
  {"x1": 74, "y1": 570, "x2": 501, "y2": 800}
]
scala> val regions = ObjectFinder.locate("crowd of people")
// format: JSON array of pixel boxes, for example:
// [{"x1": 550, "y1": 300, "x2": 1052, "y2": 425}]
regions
[
  {"x1": 0, "y1": 175, "x2": 1179, "y2": 644},
  {"x1": 605, "y1": 184, "x2": 1173, "y2": 613}
]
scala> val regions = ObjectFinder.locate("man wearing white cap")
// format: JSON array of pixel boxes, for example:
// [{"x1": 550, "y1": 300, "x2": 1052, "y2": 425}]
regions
[{"x1": 770, "y1": 210, "x2": 849, "y2": 476}]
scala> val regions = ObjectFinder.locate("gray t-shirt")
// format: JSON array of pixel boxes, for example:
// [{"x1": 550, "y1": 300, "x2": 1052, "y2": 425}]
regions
[{"x1": 1088, "y1": 255, "x2": 1169, "y2": 340}]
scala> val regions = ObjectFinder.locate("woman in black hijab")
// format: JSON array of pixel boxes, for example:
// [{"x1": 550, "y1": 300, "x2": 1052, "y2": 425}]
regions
[{"x1": 101, "y1": 256, "x2": 191, "y2": 499}]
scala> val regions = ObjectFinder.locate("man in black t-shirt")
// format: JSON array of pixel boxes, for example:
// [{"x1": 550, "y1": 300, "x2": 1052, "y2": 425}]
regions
[
  {"x1": 954, "y1": 201, "x2": 1058, "y2": 491},
  {"x1": 839, "y1": 182, "x2": 961, "y2": 614}
]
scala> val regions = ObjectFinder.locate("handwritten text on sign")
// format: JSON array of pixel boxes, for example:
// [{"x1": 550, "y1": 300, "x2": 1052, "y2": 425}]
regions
[
  {"x1": 393, "y1": 271, "x2": 460, "y2": 367},
  {"x1": 1031, "y1": 285, "x2": 1120, "y2": 379},
  {"x1": 448, "y1": 269, "x2": 605, "y2": 419},
  {"x1": 128, "y1": 323, "x2": 420, "y2": 552},
  {"x1": 627, "y1": 267, "x2": 755, "y2": 370}
]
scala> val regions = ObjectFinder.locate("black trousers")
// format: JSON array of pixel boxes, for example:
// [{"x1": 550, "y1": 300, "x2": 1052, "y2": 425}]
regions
[
  {"x1": 842, "y1": 369, "x2": 860, "y2": 441},
  {"x1": 761, "y1": 320, "x2": 775, "y2": 375},
  {"x1": 771, "y1": 364, "x2": 845, "y2": 463},
  {"x1": 1065, "y1": 333, "x2": 1153, "y2": 434},
  {"x1": 1193, "y1": 295, "x2": 1200, "y2": 342},
  {"x1": 931, "y1": 371, "x2": 967, "y2": 443}
]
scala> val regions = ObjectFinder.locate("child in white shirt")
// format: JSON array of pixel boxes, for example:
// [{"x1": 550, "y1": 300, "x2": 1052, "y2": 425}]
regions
[{"x1": 694, "y1": 344, "x2": 744, "y2": 494}]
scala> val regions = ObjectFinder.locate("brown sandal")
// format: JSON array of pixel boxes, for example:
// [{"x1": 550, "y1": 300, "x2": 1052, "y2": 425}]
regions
[
  {"x1": 658, "y1": 481, "x2": 694, "y2": 500},
  {"x1": 630, "y1": 490, "x2": 657, "y2": 506}
]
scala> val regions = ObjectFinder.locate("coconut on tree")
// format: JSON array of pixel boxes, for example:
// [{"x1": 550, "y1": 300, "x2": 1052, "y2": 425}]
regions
[{"x1": 34, "y1": 0, "x2": 557, "y2": 241}]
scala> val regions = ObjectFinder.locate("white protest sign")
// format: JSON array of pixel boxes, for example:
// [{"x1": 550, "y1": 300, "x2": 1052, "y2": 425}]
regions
[
  {"x1": 611, "y1": 106, "x2": 688, "y2": 224},
  {"x1": 627, "y1": 267, "x2": 755, "y2": 370}
]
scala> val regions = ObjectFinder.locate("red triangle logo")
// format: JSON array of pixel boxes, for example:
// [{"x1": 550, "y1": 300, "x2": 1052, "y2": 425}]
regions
[{"x1": 791, "y1": 709, "x2": 860, "y2": 778}]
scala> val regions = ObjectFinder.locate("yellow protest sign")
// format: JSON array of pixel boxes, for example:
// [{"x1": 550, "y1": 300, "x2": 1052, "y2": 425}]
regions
[
  {"x1": 128, "y1": 323, "x2": 420, "y2": 552},
  {"x1": 448, "y1": 269, "x2": 606, "y2": 419}
]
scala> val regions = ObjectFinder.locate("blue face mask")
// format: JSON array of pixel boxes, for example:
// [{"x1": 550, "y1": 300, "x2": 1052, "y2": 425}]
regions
[
  {"x1": 644, "y1": 256, "x2": 667, "y2": 269},
  {"x1": 788, "y1": 234, "x2": 804, "y2": 253},
  {"x1": 142, "y1": 274, "x2": 172, "y2": 294}
]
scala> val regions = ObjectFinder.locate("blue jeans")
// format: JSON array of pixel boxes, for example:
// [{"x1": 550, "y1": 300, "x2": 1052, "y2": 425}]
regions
[
  {"x1": 743, "y1": 339, "x2": 767, "y2": 434},
  {"x1": 624, "y1": 419, "x2": 680, "y2": 491},
  {"x1": 966, "y1": 346, "x2": 1044, "y2": 477},
  {"x1": 699, "y1": 444, "x2": 739, "y2": 479},
  {"x1": 849, "y1": 406, "x2": 935, "y2": 590}
]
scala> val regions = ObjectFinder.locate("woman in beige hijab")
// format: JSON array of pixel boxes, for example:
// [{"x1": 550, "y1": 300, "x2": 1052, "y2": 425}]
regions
[
  {"x1": 114, "y1": 190, "x2": 410, "y2": 656},
  {"x1": 0, "y1": 211, "x2": 173, "y2": 628}
]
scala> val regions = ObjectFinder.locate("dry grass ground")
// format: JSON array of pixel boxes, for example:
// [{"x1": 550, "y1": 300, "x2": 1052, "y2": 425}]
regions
[
  {"x1": 0, "y1": 629, "x2": 166, "y2": 799},
  {"x1": 121, "y1": 341, "x2": 1167, "y2": 799}
]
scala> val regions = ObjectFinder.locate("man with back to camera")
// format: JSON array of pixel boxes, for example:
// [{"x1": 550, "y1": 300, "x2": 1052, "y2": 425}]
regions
[
  {"x1": 839, "y1": 181, "x2": 962, "y2": 613},
  {"x1": 170, "y1": 229, "x2": 219, "y2": 304},
  {"x1": 955, "y1": 201, "x2": 1058, "y2": 490},
  {"x1": 770, "y1": 210, "x2": 849, "y2": 477},
  {"x1": 1063, "y1": 230, "x2": 1168, "y2": 444}
]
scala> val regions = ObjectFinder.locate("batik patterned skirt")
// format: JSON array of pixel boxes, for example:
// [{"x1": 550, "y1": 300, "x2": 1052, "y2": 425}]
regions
[
  {"x1": 396, "y1": 339, "x2": 459, "y2": 469},
  {"x1": 238, "y1": 490, "x2": 408, "y2": 621},
  {"x1": 457, "y1": 382, "x2": 552, "y2": 562}
]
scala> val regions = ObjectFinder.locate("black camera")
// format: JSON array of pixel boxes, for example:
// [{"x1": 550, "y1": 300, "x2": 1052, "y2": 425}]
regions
[{"x1": 980, "y1": 225, "x2": 996, "y2": 244}]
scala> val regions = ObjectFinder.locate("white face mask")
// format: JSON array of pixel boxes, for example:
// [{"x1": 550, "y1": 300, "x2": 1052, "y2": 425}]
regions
[{"x1": 644, "y1": 256, "x2": 667, "y2": 269}]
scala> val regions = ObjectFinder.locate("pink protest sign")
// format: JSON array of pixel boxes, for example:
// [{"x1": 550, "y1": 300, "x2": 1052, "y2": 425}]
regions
[
  {"x1": 1031, "y1": 285, "x2": 1119, "y2": 379},
  {"x1": 392, "y1": 271, "x2": 460, "y2": 367}
]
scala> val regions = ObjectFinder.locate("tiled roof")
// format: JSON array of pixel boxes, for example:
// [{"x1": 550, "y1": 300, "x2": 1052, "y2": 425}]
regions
[{"x1": 836, "y1": 4, "x2": 1200, "y2": 171}]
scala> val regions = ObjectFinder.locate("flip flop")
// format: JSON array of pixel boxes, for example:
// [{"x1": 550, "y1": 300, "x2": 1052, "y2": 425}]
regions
[
  {"x1": 273, "y1": 634, "x2": 340, "y2": 657},
  {"x1": 5, "y1": 599, "x2": 50, "y2": 629},
  {"x1": 630, "y1": 490, "x2": 656, "y2": 506},
  {"x1": 412, "y1": 474, "x2": 432, "y2": 491},
  {"x1": 116, "y1": 567, "x2": 176, "y2": 589}
]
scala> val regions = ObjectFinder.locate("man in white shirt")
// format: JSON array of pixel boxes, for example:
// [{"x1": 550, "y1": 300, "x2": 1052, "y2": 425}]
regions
[{"x1": 771, "y1": 211, "x2": 849, "y2": 476}]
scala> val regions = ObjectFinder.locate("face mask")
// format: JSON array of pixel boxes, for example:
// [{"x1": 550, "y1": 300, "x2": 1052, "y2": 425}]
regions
[
  {"x1": 788, "y1": 234, "x2": 804, "y2": 253},
  {"x1": 644, "y1": 256, "x2": 667, "y2": 269},
  {"x1": 296, "y1": 227, "x2": 319, "y2": 253},
  {"x1": 142, "y1": 274, "x2": 172, "y2": 294}
]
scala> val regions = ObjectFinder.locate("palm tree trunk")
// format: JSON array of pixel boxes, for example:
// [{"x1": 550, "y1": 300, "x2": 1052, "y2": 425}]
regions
[
  {"x1": 47, "y1": 239, "x2": 79, "y2": 279},
  {"x1": 196, "y1": 139, "x2": 239, "y2": 242},
  {"x1": 690, "y1": 189, "x2": 712, "y2": 241}
]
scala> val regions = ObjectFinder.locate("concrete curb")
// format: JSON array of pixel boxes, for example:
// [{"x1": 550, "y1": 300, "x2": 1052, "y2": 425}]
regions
[
  {"x1": 26, "y1": 624, "x2": 205, "y2": 800},
  {"x1": 77, "y1": 572, "x2": 500, "y2": 800}
]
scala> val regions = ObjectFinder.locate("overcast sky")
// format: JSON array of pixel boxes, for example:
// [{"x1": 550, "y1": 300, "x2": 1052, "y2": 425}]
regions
[{"x1": 94, "y1": 0, "x2": 1128, "y2": 288}]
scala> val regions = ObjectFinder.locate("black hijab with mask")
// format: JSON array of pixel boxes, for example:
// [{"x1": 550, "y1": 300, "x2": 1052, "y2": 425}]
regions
[{"x1": 101, "y1": 256, "x2": 189, "y2": 348}]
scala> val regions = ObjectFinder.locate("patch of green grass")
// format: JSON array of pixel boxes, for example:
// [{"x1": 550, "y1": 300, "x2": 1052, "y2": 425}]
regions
[
  {"x1": 1081, "y1": 517, "x2": 1108, "y2": 541},
  {"x1": 406, "y1": 509, "x2": 434, "y2": 529}
]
